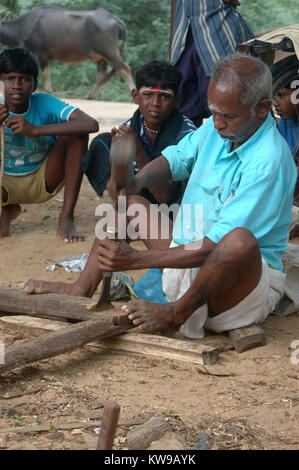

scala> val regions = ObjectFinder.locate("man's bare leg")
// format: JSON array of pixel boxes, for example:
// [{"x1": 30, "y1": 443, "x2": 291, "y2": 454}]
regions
[
  {"x1": 45, "y1": 134, "x2": 88, "y2": 242},
  {"x1": 124, "y1": 228, "x2": 263, "y2": 334},
  {"x1": 24, "y1": 195, "x2": 172, "y2": 297},
  {"x1": 0, "y1": 204, "x2": 22, "y2": 237},
  {"x1": 25, "y1": 237, "x2": 103, "y2": 296}
]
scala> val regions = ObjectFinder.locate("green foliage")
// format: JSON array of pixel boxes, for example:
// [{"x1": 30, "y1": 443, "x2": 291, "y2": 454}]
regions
[
  {"x1": 1, "y1": 0, "x2": 171, "y2": 101},
  {"x1": 0, "y1": 0, "x2": 20, "y2": 18},
  {"x1": 238, "y1": 0, "x2": 299, "y2": 33},
  {"x1": 0, "y1": 1, "x2": 297, "y2": 101}
]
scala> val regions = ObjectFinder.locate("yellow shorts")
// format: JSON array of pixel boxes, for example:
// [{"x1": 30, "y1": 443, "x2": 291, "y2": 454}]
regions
[{"x1": 1, "y1": 156, "x2": 64, "y2": 215}]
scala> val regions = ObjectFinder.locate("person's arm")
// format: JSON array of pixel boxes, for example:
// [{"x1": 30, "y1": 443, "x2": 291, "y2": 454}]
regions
[
  {"x1": 133, "y1": 155, "x2": 174, "y2": 196},
  {"x1": 97, "y1": 236, "x2": 216, "y2": 272},
  {"x1": 109, "y1": 126, "x2": 179, "y2": 204},
  {"x1": 4, "y1": 108, "x2": 99, "y2": 137}
]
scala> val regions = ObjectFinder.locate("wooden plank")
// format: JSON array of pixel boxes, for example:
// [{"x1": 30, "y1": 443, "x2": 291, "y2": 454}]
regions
[
  {"x1": 0, "y1": 315, "x2": 67, "y2": 333},
  {"x1": 0, "y1": 314, "x2": 134, "y2": 374},
  {"x1": 94, "y1": 332, "x2": 219, "y2": 365},
  {"x1": 0, "y1": 420, "x2": 104, "y2": 435},
  {"x1": 0, "y1": 417, "x2": 146, "y2": 435},
  {"x1": 228, "y1": 325, "x2": 265, "y2": 353},
  {"x1": 0, "y1": 315, "x2": 220, "y2": 365}
]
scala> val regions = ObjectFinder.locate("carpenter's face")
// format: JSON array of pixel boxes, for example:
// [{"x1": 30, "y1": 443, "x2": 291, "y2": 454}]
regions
[
  {"x1": 132, "y1": 86, "x2": 179, "y2": 129},
  {"x1": 273, "y1": 88, "x2": 297, "y2": 120},
  {"x1": 0, "y1": 72, "x2": 37, "y2": 113},
  {"x1": 208, "y1": 79, "x2": 261, "y2": 146}
]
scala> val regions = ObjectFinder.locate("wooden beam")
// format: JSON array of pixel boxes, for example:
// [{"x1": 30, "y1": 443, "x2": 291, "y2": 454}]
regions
[
  {"x1": 228, "y1": 325, "x2": 265, "y2": 353},
  {"x1": 0, "y1": 315, "x2": 220, "y2": 365},
  {"x1": 0, "y1": 287, "x2": 104, "y2": 322},
  {"x1": 0, "y1": 314, "x2": 134, "y2": 374},
  {"x1": 126, "y1": 416, "x2": 170, "y2": 450}
]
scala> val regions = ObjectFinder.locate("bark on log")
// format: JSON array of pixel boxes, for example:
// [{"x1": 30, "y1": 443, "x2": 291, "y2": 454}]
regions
[
  {"x1": 0, "y1": 315, "x2": 221, "y2": 365},
  {"x1": 127, "y1": 416, "x2": 171, "y2": 450},
  {"x1": 0, "y1": 287, "x2": 108, "y2": 321},
  {"x1": 0, "y1": 314, "x2": 133, "y2": 374}
]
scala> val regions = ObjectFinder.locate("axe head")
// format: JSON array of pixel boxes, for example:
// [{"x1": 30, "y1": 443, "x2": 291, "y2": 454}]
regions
[{"x1": 110, "y1": 133, "x2": 136, "y2": 190}]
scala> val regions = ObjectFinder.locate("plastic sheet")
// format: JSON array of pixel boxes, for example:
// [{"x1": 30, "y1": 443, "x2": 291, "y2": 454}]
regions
[{"x1": 46, "y1": 254, "x2": 137, "y2": 300}]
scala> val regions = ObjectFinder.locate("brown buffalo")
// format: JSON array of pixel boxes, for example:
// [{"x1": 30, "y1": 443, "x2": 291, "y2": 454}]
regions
[{"x1": 0, "y1": 6, "x2": 135, "y2": 98}]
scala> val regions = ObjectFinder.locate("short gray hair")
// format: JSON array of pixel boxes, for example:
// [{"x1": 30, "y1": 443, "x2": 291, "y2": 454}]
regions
[{"x1": 210, "y1": 52, "x2": 272, "y2": 108}]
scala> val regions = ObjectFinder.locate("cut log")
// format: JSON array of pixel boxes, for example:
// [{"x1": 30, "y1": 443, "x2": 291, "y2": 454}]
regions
[
  {"x1": 0, "y1": 315, "x2": 220, "y2": 365},
  {"x1": 0, "y1": 314, "x2": 134, "y2": 374},
  {"x1": 127, "y1": 416, "x2": 170, "y2": 450},
  {"x1": 228, "y1": 325, "x2": 265, "y2": 353},
  {"x1": 0, "y1": 287, "x2": 104, "y2": 322}
]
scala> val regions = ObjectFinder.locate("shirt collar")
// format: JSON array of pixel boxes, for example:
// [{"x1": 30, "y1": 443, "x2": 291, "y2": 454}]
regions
[{"x1": 221, "y1": 113, "x2": 275, "y2": 161}]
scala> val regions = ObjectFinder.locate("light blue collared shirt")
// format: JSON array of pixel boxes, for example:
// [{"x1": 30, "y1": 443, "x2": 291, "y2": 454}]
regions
[{"x1": 162, "y1": 114, "x2": 297, "y2": 271}]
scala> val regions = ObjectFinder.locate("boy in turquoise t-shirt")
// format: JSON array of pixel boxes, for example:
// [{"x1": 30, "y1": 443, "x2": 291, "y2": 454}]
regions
[{"x1": 0, "y1": 48, "x2": 98, "y2": 241}]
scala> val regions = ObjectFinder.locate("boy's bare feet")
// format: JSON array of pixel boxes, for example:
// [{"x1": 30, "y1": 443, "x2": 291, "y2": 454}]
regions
[
  {"x1": 24, "y1": 279, "x2": 90, "y2": 297},
  {"x1": 0, "y1": 204, "x2": 22, "y2": 237},
  {"x1": 122, "y1": 299, "x2": 179, "y2": 336},
  {"x1": 57, "y1": 216, "x2": 85, "y2": 243}
]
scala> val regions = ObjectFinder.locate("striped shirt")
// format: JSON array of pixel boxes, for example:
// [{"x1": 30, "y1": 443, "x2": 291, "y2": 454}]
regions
[{"x1": 171, "y1": 0, "x2": 254, "y2": 77}]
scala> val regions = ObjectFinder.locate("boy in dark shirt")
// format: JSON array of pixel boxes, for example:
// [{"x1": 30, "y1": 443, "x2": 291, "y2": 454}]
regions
[{"x1": 81, "y1": 60, "x2": 196, "y2": 206}]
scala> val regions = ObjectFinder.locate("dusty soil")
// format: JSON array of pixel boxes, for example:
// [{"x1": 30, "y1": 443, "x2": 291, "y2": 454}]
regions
[{"x1": 0, "y1": 99, "x2": 298, "y2": 451}]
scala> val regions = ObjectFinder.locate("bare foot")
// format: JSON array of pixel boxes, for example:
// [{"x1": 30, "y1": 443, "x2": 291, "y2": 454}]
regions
[
  {"x1": 57, "y1": 216, "x2": 85, "y2": 243},
  {"x1": 122, "y1": 299, "x2": 179, "y2": 336},
  {"x1": 24, "y1": 279, "x2": 90, "y2": 297},
  {"x1": 0, "y1": 204, "x2": 22, "y2": 237}
]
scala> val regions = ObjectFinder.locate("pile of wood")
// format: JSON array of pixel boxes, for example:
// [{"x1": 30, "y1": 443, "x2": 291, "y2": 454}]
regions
[{"x1": 0, "y1": 287, "x2": 224, "y2": 374}]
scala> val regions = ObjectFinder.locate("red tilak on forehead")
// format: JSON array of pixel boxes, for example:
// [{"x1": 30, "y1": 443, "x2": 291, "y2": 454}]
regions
[{"x1": 139, "y1": 86, "x2": 174, "y2": 96}]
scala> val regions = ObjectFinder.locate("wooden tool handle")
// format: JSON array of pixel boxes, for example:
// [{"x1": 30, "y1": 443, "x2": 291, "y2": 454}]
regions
[
  {"x1": 110, "y1": 133, "x2": 136, "y2": 190},
  {"x1": 97, "y1": 401, "x2": 120, "y2": 450}
]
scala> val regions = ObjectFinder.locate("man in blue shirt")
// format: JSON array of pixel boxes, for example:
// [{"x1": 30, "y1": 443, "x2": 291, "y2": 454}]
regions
[
  {"x1": 0, "y1": 48, "x2": 98, "y2": 241},
  {"x1": 25, "y1": 54, "x2": 296, "y2": 339}
]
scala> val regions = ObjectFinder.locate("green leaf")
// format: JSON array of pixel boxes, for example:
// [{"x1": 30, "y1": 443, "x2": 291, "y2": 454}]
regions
[
  {"x1": 11, "y1": 416, "x2": 25, "y2": 426},
  {"x1": 166, "y1": 409, "x2": 181, "y2": 417}
]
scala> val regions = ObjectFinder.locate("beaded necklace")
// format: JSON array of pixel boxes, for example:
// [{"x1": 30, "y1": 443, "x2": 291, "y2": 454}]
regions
[{"x1": 144, "y1": 121, "x2": 159, "y2": 135}]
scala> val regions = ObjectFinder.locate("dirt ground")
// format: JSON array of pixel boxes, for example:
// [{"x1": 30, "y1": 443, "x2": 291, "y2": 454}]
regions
[{"x1": 0, "y1": 99, "x2": 298, "y2": 451}]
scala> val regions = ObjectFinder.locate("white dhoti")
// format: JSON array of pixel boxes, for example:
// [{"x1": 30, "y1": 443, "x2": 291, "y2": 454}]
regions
[{"x1": 162, "y1": 242, "x2": 286, "y2": 339}]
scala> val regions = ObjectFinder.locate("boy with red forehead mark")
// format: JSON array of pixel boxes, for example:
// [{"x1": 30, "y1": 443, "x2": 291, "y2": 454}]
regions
[
  {"x1": 81, "y1": 60, "x2": 196, "y2": 206},
  {"x1": 25, "y1": 61, "x2": 196, "y2": 297}
]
